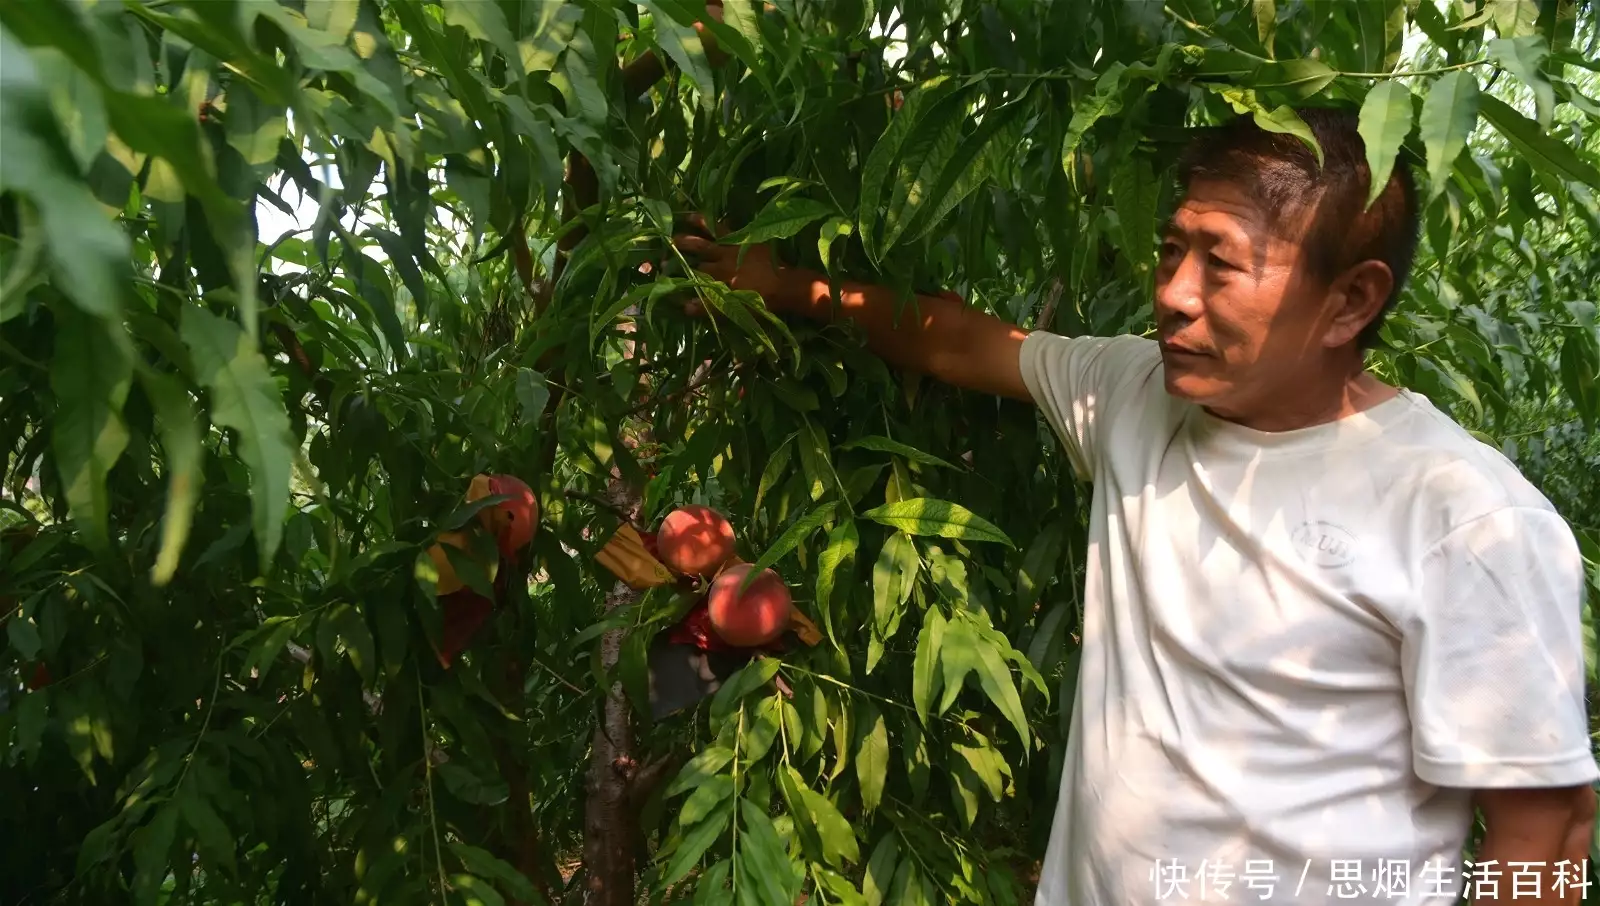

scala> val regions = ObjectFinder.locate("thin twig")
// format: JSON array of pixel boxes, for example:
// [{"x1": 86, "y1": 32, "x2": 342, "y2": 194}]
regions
[
  {"x1": 565, "y1": 490, "x2": 646, "y2": 530},
  {"x1": 529, "y1": 651, "x2": 587, "y2": 695}
]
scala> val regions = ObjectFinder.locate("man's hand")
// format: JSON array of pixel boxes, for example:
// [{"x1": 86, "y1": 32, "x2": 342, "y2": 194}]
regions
[
  {"x1": 623, "y1": 1, "x2": 729, "y2": 97},
  {"x1": 692, "y1": 0, "x2": 729, "y2": 67},
  {"x1": 672, "y1": 215, "x2": 796, "y2": 311},
  {"x1": 669, "y1": 215, "x2": 1033, "y2": 401},
  {"x1": 1471, "y1": 784, "x2": 1596, "y2": 903}
]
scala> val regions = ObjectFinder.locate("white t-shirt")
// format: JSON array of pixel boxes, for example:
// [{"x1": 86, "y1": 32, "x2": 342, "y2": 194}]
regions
[{"x1": 1018, "y1": 332, "x2": 1598, "y2": 906}]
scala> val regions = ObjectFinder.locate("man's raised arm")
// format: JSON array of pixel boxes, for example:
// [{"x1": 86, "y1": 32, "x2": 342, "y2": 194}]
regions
[{"x1": 673, "y1": 221, "x2": 1033, "y2": 401}]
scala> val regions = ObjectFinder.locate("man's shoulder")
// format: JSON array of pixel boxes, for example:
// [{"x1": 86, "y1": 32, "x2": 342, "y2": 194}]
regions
[
  {"x1": 1019, "y1": 331, "x2": 1164, "y2": 395},
  {"x1": 1384, "y1": 390, "x2": 1563, "y2": 536}
]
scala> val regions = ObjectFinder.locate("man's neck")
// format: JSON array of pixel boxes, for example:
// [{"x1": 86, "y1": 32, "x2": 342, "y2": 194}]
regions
[{"x1": 1209, "y1": 368, "x2": 1400, "y2": 433}]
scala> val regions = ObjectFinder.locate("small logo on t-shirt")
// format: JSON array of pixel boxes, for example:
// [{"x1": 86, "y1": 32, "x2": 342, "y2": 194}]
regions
[{"x1": 1290, "y1": 520, "x2": 1357, "y2": 568}]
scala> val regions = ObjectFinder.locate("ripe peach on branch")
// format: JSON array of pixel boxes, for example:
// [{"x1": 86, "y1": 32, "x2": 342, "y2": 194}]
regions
[
  {"x1": 706, "y1": 562, "x2": 793, "y2": 648},
  {"x1": 655, "y1": 504, "x2": 737, "y2": 577}
]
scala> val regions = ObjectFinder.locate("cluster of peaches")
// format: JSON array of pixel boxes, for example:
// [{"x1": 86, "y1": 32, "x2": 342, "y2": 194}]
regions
[{"x1": 651, "y1": 504, "x2": 795, "y2": 648}]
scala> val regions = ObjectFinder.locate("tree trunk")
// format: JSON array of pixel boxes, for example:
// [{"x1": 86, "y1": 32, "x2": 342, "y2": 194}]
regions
[{"x1": 581, "y1": 472, "x2": 644, "y2": 906}]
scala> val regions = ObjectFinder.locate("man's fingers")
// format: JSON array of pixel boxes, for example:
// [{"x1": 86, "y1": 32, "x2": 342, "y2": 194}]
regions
[
  {"x1": 672, "y1": 233, "x2": 721, "y2": 257},
  {"x1": 681, "y1": 212, "x2": 730, "y2": 239}
]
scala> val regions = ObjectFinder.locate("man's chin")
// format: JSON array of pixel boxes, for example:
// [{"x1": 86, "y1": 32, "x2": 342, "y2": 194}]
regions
[{"x1": 1161, "y1": 369, "x2": 1223, "y2": 405}]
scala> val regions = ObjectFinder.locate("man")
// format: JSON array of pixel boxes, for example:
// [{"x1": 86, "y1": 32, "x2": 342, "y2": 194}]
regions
[{"x1": 674, "y1": 108, "x2": 1598, "y2": 904}]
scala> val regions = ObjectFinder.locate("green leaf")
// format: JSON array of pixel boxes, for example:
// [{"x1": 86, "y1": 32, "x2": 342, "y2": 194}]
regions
[
  {"x1": 892, "y1": 86, "x2": 1037, "y2": 251},
  {"x1": 814, "y1": 519, "x2": 860, "y2": 648},
  {"x1": 240, "y1": 616, "x2": 301, "y2": 677},
  {"x1": 790, "y1": 772, "x2": 860, "y2": 866},
  {"x1": 180, "y1": 787, "x2": 238, "y2": 873},
  {"x1": 1488, "y1": 36, "x2": 1554, "y2": 129},
  {"x1": 223, "y1": 86, "x2": 288, "y2": 170},
  {"x1": 1479, "y1": 94, "x2": 1600, "y2": 190},
  {"x1": 720, "y1": 0, "x2": 764, "y2": 50},
  {"x1": 936, "y1": 614, "x2": 979, "y2": 716},
  {"x1": 817, "y1": 216, "x2": 853, "y2": 273},
  {"x1": 1419, "y1": 70, "x2": 1481, "y2": 200},
  {"x1": 49, "y1": 308, "x2": 133, "y2": 553},
  {"x1": 859, "y1": 76, "x2": 966, "y2": 263},
  {"x1": 666, "y1": 746, "x2": 736, "y2": 798},
  {"x1": 681, "y1": 774, "x2": 736, "y2": 825},
  {"x1": 861, "y1": 832, "x2": 900, "y2": 906},
  {"x1": 1490, "y1": 0, "x2": 1541, "y2": 37},
  {"x1": 745, "y1": 501, "x2": 837, "y2": 587},
  {"x1": 1253, "y1": 0, "x2": 1277, "y2": 54},
  {"x1": 721, "y1": 196, "x2": 837, "y2": 245},
  {"x1": 1026, "y1": 601, "x2": 1074, "y2": 677},
  {"x1": 515, "y1": 368, "x2": 550, "y2": 425},
  {"x1": 741, "y1": 694, "x2": 783, "y2": 762},
  {"x1": 948, "y1": 752, "x2": 982, "y2": 828},
  {"x1": 709, "y1": 656, "x2": 781, "y2": 720},
  {"x1": 182, "y1": 306, "x2": 295, "y2": 568},
  {"x1": 438, "y1": 761, "x2": 510, "y2": 806},
  {"x1": 449, "y1": 843, "x2": 542, "y2": 904},
  {"x1": 662, "y1": 797, "x2": 735, "y2": 888},
  {"x1": 443, "y1": 0, "x2": 522, "y2": 74},
  {"x1": 450, "y1": 875, "x2": 507, "y2": 906},
  {"x1": 140, "y1": 370, "x2": 205, "y2": 585},
  {"x1": 854, "y1": 699, "x2": 888, "y2": 813},
  {"x1": 640, "y1": 0, "x2": 717, "y2": 110},
  {"x1": 8, "y1": 609, "x2": 41, "y2": 660},
  {"x1": 132, "y1": 804, "x2": 180, "y2": 904},
  {"x1": 1252, "y1": 58, "x2": 1337, "y2": 99},
  {"x1": 887, "y1": 858, "x2": 933, "y2": 906},
  {"x1": 1252, "y1": 104, "x2": 1323, "y2": 167},
  {"x1": 1357, "y1": 80, "x2": 1416, "y2": 209},
  {"x1": 839, "y1": 435, "x2": 956, "y2": 469},
  {"x1": 1061, "y1": 63, "x2": 1129, "y2": 167},
  {"x1": 1354, "y1": 0, "x2": 1406, "y2": 72},
  {"x1": 862, "y1": 498, "x2": 1013, "y2": 547},
  {"x1": 814, "y1": 867, "x2": 868, "y2": 906},
  {"x1": 911, "y1": 609, "x2": 945, "y2": 723},
  {"x1": 737, "y1": 798, "x2": 801, "y2": 905},
  {"x1": 0, "y1": 28, "x2": 130, "y2": 321},
  {"x1": 870, "y1": 531, "x2": 918, "y2": 640},
  {"x1": 970, "y1": 626, "x2": 1032, "y2": 748},
  {"x1": 304, "y1": 0, "x2": 361, "y2": 41},
  {"x1": 327, "y1": 603, "x2": 377, "y2": 685},
  {"x1": 754, "y1": 435, "x2": 794, "y2": 519}
]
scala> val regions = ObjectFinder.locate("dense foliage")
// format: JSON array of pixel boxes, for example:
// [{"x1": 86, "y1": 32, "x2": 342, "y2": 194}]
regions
[{"x1": 2, "y1": 0, "x2": 1599, "y2": 904}]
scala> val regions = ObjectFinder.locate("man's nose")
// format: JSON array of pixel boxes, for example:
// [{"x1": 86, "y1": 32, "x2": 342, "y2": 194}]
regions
[{"x1": 1154, "y1": 253, "x2": 1204, "y2": 321}]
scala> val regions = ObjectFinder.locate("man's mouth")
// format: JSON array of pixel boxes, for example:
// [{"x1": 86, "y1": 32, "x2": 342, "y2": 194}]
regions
[{"x1": 1159, "y1": 339, "x2": 1210, "y2": 357}]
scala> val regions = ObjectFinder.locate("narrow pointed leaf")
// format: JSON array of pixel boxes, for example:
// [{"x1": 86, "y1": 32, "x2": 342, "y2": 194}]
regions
[
  {"x1": 181, "y1": 306, "x2": 296, "y2": 568},
  {"x1": 1357, "y1": 81, "x2": 1416, "y2": 208},
  {"x1": 1419, "y1": 70, "x2": 1480, "y2": 199}
]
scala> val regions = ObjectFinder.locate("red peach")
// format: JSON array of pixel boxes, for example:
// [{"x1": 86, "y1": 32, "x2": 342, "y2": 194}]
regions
[
  {"x1": 477, "y1": 474, "x2": 539, "y2": 559},
  {"x1": 656, "y1": 505, "x2": 736, "y2": 577},
  {"x1": 706, "y1": 563, "x2": 792, "y2": 648}
]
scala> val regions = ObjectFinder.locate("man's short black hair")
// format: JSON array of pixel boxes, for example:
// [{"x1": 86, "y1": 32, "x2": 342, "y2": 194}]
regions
[{"x1": 1175, "y1": 107, "x2": 1422, "y2": 349}]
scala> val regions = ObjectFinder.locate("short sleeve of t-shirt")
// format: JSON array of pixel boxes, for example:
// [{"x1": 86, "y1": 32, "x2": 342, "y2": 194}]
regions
[
  {"x1": 1405, "y1": 504, "x2": 1600, "y2": 789},
  {"x1": 1017, "y1": 331, "x2": 1163, "y2": 481}
]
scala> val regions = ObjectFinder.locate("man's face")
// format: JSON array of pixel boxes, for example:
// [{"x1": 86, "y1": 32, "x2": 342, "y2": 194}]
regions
[{"x1": 1152, "y1": 178, "x2": 1338, "y2": 418}]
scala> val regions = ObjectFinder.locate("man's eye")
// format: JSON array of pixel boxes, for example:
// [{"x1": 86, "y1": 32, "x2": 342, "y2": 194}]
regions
[{"x1": 1208, "y1": 253, "x2": 1232, "y2": 270}]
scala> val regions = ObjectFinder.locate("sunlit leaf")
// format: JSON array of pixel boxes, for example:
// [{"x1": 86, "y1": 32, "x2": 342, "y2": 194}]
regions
[
  {"x1": 721, "y1": 195, "x2": 837, "y2": 245},
  {"x1": 854, "y1": 699, "x2": 888, "y2": 813},
  {"x1": 49, "y1": 307, "x2": 132, "y2": 552},
  {"x1": 1420, "y1": 70, "x2": 1481, "y2": 200},
  {"x1": 1357, "y1": 80, "x2": 1416, "y2": 208},
  {"x1": 862, "y1": 498, "x2": 1013, "y2": 547},
  {"x1": 1479, "y1": 94, "x2": 1600, "y2": 191},
  {"x1": 181, "y1": 306, "x2": 295, "y2": 567}
]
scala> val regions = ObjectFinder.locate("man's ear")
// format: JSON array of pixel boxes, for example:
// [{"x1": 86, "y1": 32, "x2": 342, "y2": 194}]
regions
[{"x1": 1322, "y1": 260, "x2": 1394, "y2": 349}]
